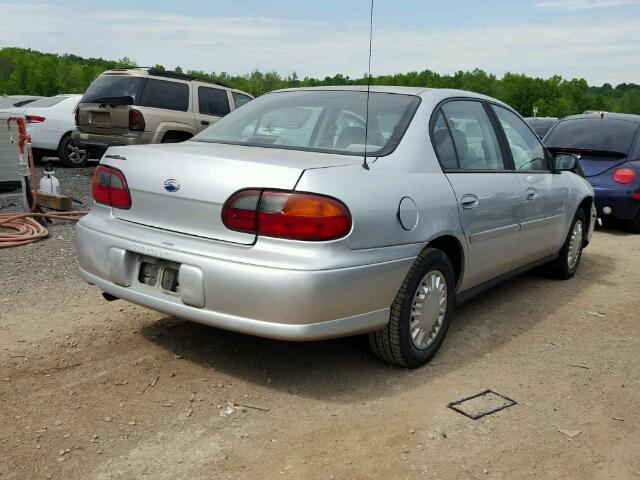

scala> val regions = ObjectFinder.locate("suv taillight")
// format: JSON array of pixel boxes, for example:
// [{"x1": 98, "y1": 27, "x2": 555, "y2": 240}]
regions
[
  {"x1": 91, "y1": 165, "x2": 132, "y2": 209},
  {"x1": 222, "y1": 189, "x2": 351, "y2": 241},
  {"x1": 129, "y1": 109, "x2": 145, "y2": 131},
  {"x1": 612, "y1": 167, "x2": 637, "y2": 184}
]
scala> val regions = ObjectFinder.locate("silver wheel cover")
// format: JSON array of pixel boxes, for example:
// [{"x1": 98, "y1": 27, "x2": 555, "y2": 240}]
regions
[
  {"x1": 567, "y1": 219, "x2": 583, "y2": 270},
  {"x1": 410, "y1": 270, "x2": 447, "y2": 350}
]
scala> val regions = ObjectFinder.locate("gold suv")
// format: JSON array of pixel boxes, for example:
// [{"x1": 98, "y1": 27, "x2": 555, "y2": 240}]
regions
[{"x1": 71, "y1": 68, "x2": 252, "y2": 166}]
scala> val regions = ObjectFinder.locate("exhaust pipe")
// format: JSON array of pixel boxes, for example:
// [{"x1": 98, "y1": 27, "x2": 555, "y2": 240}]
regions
[{"x1": 101, "y1": 292, "x2": 119, "y2": 302}]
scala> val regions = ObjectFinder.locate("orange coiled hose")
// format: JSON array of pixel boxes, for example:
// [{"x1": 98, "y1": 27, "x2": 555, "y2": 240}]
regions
[{"x1": 0, "y1": 117, "x2": 89, "y2": 248}]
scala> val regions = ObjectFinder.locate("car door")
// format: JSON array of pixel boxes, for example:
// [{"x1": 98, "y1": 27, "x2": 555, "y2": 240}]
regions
[
  {"x1": 433, "y1": 99, "x2": 525, "y2": 291},
  {"x1": 195, "y1": 85, "x2": 231, "y2": 132},
  {"x1": 490, "y1": 105, "x2": 568, "y2": 259}
]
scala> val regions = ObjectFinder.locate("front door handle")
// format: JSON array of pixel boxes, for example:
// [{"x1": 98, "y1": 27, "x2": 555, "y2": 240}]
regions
[
  {"x1": 201, "y1": 120, "x2": 210, "y2": 126},
  {"x1": 526, "y1": 187, "x2": 538, "y2": 201},
  {"x1": 461, "y1": 194, "x2": 479, "y2": 210}
]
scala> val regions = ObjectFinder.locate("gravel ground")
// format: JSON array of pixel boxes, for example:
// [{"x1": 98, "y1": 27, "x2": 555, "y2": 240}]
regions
[
  {"x1": 0, "y1": 164, "x2": 95, "y2": 299},
  {"x1": 1, "y1": 169, "x2": 639, "y2": 480}
]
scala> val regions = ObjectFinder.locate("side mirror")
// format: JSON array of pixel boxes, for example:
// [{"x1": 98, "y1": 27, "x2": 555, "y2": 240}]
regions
[{"x1": 552, "y1": 153, "x2": 578, "y2": 172}]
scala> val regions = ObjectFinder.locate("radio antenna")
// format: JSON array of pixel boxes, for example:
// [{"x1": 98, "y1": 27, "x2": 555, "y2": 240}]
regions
[{"x1": 362, "y1": 0, "x2": 374, "y2": 170}]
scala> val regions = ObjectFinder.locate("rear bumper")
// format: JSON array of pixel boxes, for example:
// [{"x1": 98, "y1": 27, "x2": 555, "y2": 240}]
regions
[
  {"x1": 593, "y1": 186, "x2": 640, "y2": 221},
  {"x1": 75, "y1": 218, "x2": 414, "y2": 341},
  {"x1": 71, "y1": 130, "x2": 152, "y2": 152}
]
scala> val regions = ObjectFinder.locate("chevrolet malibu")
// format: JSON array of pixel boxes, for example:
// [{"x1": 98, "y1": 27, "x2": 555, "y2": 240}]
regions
[{"x1": 75, "y1": 87, "x2": 596, "y2": 368}]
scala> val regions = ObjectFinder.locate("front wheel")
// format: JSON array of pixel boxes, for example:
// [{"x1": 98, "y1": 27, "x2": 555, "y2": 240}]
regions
[
  {"x1": 369, "y1": 248, "x2": 456, "y2": 368},
  {"x1": 58, "y1": 134, "x2": 88, "y2": 167},
  {"x1": 545, "y1": 209, "x2": 587, "y2": 279}
]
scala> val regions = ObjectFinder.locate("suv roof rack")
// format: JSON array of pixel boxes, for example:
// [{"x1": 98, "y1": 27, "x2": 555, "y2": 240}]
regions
[
  {"x1": 104, "y1": 67, "x2": 234, "y2": 89},
  {"x1": 146, "y1": 68, "x2": 233, "y2": 89}
]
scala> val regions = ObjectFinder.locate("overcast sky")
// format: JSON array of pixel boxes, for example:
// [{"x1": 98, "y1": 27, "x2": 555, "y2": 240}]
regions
[{"x1": 1, "y1": 0, "x2": 639, "y2": 86}]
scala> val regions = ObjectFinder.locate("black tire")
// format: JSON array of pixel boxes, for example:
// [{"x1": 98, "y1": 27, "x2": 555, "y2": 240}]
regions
[
  {"x1": 545, "y1": 209, "x2": 587, "y2": 279},
  {"x1": 623, "y1": 211, "x2": 640, "y2": 234},
  {"x1": 58, "y1": 134, "x2": 88, "y2": 167},
  {"x1": 161, "y1": 132, "x2": 192, "y2": 144},
  {"x1": 368, "y1": 248, "x2": 456, "y2": 368}
]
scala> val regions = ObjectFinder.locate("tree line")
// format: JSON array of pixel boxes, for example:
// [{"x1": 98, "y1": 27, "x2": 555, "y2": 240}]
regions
[{"x1": 1, "y1": 47, "x2": 639, "y2": 118}]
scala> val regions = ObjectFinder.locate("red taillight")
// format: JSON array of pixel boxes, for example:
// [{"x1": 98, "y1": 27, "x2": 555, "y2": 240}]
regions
[
  {"x1": 91, "y1": 165, "x2": 131, "y2": 209},
  {"x1": 612, "y1": 167, "x2": 637, "y2": 184},
  {"x1": 129, "y1": 109, "x2": 145, "y2": 131},
  {"x1": 222, "y1": 189, "x2": 351, "y2": 241},
  {"x1": 25, "y1": 115, "x2": 45, "y2": 123}
]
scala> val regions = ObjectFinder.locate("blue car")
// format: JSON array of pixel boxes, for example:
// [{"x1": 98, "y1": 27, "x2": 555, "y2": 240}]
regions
[{"x1": 544, "y1": 113, "x2": 640, "y2": 233}]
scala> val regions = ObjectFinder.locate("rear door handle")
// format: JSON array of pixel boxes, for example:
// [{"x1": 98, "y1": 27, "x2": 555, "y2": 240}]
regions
[
  {"x1": 201, "y1": 120, "x2": 210, "y2": 126},
  {"x1": 526, "y1": 187, "x2": 538, "y2": 201},
  {"x1": 461, "y1": 194, "x2": 479, "y2": 210}
]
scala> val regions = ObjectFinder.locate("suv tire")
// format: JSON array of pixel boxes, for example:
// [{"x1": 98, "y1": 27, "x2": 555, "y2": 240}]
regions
[
  {"x1": 161, "y1": 132, "x2": 192, "y2": 144},
  {"x1": 58, "y1": 134, "x2": 88, "y2": 167},
  {"x1": 369, "y1": 248, "x2": 455, "y2": 368}
]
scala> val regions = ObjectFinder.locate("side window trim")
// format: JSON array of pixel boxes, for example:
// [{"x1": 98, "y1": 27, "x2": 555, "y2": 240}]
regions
[
  {"x1": 429, "y1": 97, "x2": 514, "y2": 173},
  {"x1": 483, "y1": 101, "x2": 516, "y2": 171},
  {"x1": 488, "y1": 102, "x2": 552, "y2": 172}
]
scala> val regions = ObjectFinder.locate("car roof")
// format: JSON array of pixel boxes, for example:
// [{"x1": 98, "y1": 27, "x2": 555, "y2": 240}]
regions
[
  {"x1": 269, "y1": 85, "x2": 508, "y2": 105},
  {"x1": 561, "y1": 112, "x2": 640, "y2": 124}
]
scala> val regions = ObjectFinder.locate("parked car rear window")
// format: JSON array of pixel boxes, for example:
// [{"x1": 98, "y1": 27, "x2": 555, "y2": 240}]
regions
[
  {"x1": 21, "y1": 97, "x2": 68, "y2": 108},
  {"x1": 545, "y1": 118, "x2": 640, "y2": 154},
  {"x1": 140, "y1": 79, "x2": 189, "y2": 112},
  {"x1": 192, "y1": 90, "x2": 420, "y2": 157},
  {"x1": 198, "y1": 87, "x2": 230, "y2": 116},
  {"x1": 232, "y1": 92, "x2": 252, "y2": 108},
  {"x1": 82, "y1": 76, "x2": 145, "y2": 103}
]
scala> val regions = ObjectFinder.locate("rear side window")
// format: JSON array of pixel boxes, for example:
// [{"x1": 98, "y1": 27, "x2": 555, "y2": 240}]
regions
[
  {"x1": 199, "y1": 87, "x2": 230, "y2": 116},
  {"x1": 431, "y1": 110, "x2": 458, "y2": 169},
  {"x1": 440, "y1": 100, "x2": 505, "y2": 170},
  {"x1": 82, "y1": 76, "x2": 145, "y2": 103},
  {"x1": 232, "y1": 92, "x2": 252, "y2": 108},
  {"x1": 493, "y1": 106, "x2": 548, "y2": 171},
  {"x1": 140, "y1": 79, "x2": 189, "y2": 112},
  {"x1": 545, "y1": 118, "x2": 640, "y2": 154}
]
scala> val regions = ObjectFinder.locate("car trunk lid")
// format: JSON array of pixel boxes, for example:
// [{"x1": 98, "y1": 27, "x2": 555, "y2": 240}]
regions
[{"x1": 101, "y1": 141, "x2": 359, "y2": 244}]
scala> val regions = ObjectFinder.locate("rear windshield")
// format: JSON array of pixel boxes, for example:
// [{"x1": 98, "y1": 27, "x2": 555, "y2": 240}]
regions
[
  {"x1": 82, "y1": 76, "x2": 145, "y2": 103},
  {"x1": 24, "y1": 97, "x2": 68, "y2": 108},
  {"x1": 545, "y1": 118, "x2": 639, "y2": 154},
  {"x1": 525, "y1": 119, "x2": 557, "y2": 138},
  {"x1": 192, "y1": 90, "x2": 420, "y2": 156}
]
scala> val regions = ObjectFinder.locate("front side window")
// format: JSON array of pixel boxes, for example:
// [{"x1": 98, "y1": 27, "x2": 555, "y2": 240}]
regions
[
  {"x1": 192, "y1": 90, "x2": 420, "y2": 156},
  {"x1": 232, "y1": 92, "x2": 252, "y2": 109},
  {"x1": 139, "y1": 79, "x2": 189, "y2": 111},
  {"x1": 493, "y1": 106, "x2": 548, "y2": 171},
  {"x1": 440, "y1": 100, "x2": 505, "y2": 170},
  {"x1": 199, "y1": 87, "x2": 231, "y2": 116}
]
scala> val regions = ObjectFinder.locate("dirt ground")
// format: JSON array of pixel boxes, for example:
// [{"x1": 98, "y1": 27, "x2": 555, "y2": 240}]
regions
[{"x1": 1, "y1": 173, "x2": 639, "y2": 479}]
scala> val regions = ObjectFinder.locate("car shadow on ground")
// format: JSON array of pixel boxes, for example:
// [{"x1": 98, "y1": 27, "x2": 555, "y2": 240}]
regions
[{"x1": 139, "y1": 251, "x2": 613, "y2": 403}]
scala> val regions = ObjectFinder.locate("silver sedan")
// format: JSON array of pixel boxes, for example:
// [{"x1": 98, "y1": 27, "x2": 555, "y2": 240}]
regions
[{"x1": 75, "y1": 86, "x2": 596, "y2": 368}]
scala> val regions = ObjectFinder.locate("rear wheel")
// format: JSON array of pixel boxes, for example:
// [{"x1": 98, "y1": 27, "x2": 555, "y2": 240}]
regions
[
  {"x1": 368, "y1": 248, "x2": 455, "y2": 368},
  {"x1": 58, "y1": 134, "x2": 88, "y2": 167},
  {"x1": 161, "y1": 131, "x2": 192, "y2": 144},
  {"x1": 545, "y1": 209, "x2": 586, "y2": 279}
]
